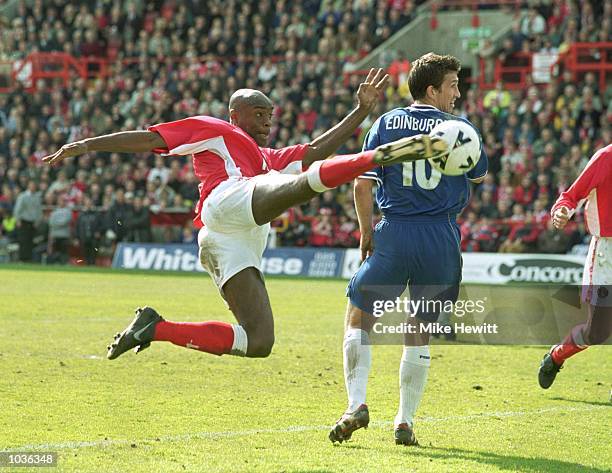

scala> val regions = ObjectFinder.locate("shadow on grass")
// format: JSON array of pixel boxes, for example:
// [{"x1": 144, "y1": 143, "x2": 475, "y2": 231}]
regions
[
  {"x1": 400, "y1": 445, "x2": 606, "y2": 472},
  {"x1": 550, "y1": 396, "x2": 611, "y2": 408},
  {"x1": 333, "y1": 443, "x2": 369, "y2": 450}
]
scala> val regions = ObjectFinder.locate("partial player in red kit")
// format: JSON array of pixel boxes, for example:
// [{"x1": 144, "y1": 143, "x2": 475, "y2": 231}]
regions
[
  {"x1": 538, "y1": 144, "x2": 612, "y2": 389},
  {"x1": 43, "y1": 69, "x2": 448, "y2": 361}
]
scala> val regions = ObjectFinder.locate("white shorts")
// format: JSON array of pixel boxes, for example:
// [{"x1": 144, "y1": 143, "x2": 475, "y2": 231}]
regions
[
  {"x1": 582, "y1": 236, "x2": 612, "y2": 306},
  {"x1": 198, "y1": 176, "x2": 271, "y2": 294}
]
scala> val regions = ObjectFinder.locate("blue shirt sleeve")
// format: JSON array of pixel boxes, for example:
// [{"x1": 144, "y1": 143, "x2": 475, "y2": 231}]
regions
[
  {"x1": 467, "y1": 148, "x2": 488, "y2": 179},
  {"x1": 464, "y1": 118, "x2": 488, "y2": 180},
  {"x1": 362, "y1": 120, "x2": 381, "y2": 151}
]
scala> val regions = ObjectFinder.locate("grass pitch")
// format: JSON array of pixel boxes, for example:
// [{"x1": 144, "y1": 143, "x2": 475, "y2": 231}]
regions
[{"x1": 0, "y1": 265, "x2": 610, "y2": 473}]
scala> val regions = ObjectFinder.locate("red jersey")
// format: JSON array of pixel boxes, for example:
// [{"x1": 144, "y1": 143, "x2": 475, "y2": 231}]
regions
[
  {"x1": 149, "y1": 116, "x2": 309, "y2": 227},
  {"x1": 551, "y1": 144, "x2": 612, "y2": 237}
]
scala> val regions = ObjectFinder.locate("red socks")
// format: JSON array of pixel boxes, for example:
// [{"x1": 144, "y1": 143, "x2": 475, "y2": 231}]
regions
[
  {"x1": 551, "y1": 325, "x2": 588, "y2": 365},
  {"x1": 307, "y1": 151, "x2": 376, "y2": 191},
  {"x1": 154, "y1": 320, "x2": 235, "y2": 356}
]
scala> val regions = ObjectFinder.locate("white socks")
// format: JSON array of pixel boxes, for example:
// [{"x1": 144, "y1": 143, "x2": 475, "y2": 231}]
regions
[
  {"x1": 343, "y1": 332, "x2": 430, "y2": 425},
  {"x1": 343, "y1": 328, "x2": 372, "y2": 412},
  {"x1": 395, "y1": 345, "x2": 430, "y2": 427},
  {"x1": 230, "y1": 324, "x2": 248, "y2": 356},
  {"x1": 306, "y1": 160, "x2": 332, "y2": 193}
]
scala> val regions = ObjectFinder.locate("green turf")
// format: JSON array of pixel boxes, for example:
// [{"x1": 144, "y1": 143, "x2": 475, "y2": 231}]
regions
[{"x1": 0, "y1": 266, "x2": 610, "y2": 472}]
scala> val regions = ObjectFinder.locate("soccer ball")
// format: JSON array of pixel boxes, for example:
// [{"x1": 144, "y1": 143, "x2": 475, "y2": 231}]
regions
[{"x1": 428, "y1": 120, "x2": 481, "y2": 176}]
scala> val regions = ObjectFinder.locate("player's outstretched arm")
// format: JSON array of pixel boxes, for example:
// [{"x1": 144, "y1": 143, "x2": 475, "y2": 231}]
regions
[
  {"x1": 302, "y1": 68, "x2": 389, "y2": 168},
  {"x1": 42, "y1": 131, "x2": 166, "y2": 165}
]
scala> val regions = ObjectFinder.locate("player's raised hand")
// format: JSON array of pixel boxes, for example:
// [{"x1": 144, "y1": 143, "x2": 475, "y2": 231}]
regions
[
  {"x1": 356, "y1": 68, "x2": 390, "y2": 111},
  {"x1": 360, "y1": 230, "x2": 375, "y2": 262},
  {"x1": 552, "y1": 206, "x2": 570, "y2": 229},
  {"x1": 42, "y1": 140, "x2": 88, "y2": 166}
]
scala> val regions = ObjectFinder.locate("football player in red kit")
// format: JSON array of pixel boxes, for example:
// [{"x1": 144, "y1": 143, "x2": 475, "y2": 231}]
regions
[
  {"x1": 43, "y1": 69, "x2": 448, "y2": 361},
  {"x1": 539, "y1": 144, "x2": 612, "y2": 389}
]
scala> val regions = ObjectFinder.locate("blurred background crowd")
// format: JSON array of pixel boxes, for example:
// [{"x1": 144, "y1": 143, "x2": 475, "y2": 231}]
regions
[{"x1": 0, "y1": 0, "x2": 610, "y2": 264}]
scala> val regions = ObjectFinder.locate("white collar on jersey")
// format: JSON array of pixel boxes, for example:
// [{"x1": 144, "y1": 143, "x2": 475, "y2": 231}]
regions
[{"x1": 408, "y1": 103, "x2": 439, "y2": 110}]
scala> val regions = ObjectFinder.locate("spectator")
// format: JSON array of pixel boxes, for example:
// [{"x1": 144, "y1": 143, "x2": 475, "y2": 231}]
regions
[
  {"x1": 13, "y1": 181, "x2": 42, "y2": 262},
  {"x1": 0, "y1": 206, "x2": 17, "y2": 244},
  {"x1": 47, "y1": 195, "x2": 72, "y2": 264},
  {"x1": 320, "y1": 190, "x2": 342, "y2": 216},
  {"x1": 0, "y1": 0, "x2": 604, "y2": 257},
  {"x1": 46, "y1": 170, "x2": 71, "y2": 199},
  {"x1": 107, "y1": 188, "x2": 132, "y2": 242},
  {"x1": 479, "y1": 190, "x2": 497, "y2": 219},
  {"x1": 537, "y1": 219, "x2": 571, "y2": 254},
  {"x1": 75, "y1": 195, "x2": 101, "y2": 265},
  {"x1": 460, "y1": 210, "x2": 478, "y2": 245},
  {"x1": 309, "y1": 208, "x2": 333, "y2": 247},
  {"x1": 148, "y1": 156, "x2": 171, "y2": 184},
  {"x1": 520, "y1": 7, "x2": 546, "y2": 39},
  {"x1": 126, "y1": 196, "x2": 152, "y2": 243},
  {"x1": 478, "y1": 39, "x2": 496, "y2": 84},
  {"x1": 468, "y1": 217, "x2": 500, "y2": 252},
  {"x1": 334, "y1": 215, "x2": 358, "y2": 248},
  {"x1": 297, "y1": 100, "x2": 318, "y2": 134}
]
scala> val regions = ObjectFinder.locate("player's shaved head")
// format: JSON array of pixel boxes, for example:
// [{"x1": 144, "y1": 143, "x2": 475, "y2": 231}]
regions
[{"x1": 229, "y1": 89, "x2": 273, "y2": 111}]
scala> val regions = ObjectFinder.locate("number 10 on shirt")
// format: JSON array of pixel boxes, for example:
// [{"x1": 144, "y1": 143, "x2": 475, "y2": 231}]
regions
[{"x1": 402, "y1": 161, "x2": 442, "y2": 190}]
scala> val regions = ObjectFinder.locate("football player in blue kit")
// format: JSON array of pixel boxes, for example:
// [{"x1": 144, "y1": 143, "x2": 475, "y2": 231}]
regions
[{"x1": 329, "y1": 53, "x2": 488, "y2": 445}]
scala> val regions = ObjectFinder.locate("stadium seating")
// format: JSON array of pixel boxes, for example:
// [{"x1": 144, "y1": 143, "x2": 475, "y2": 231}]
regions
[{"x1": 0, "y1": 0, "x2": 609, "y2": 264}]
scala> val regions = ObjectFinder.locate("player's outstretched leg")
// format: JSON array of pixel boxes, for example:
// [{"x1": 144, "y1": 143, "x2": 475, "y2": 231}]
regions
[
  {"x1": 107, "y1": 308, "x2": 249, "y2": 360},
  {"x1": 329, "y1": 404, "x2": 370, "y2": 444},
  {"x1": 372, "y1": 134, "x2": 449, "y2": 166},
  {"x1": 252, "y1": 137, "x2": 449, "y2": 226},
  {"x1": 307, "y1": 134, "x2": 448, "y2": 192},
  {"x1": 107, "y1": 307, "x2": 164, "y2": 359},
  {"x1": 107, "y1": 269, "x2": 275, "y2": 360}
]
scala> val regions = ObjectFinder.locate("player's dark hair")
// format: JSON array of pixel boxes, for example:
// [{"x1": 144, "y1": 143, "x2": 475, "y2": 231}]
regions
[{"x1": 408, "y1": 53, "x2": 461, "y2": 100}]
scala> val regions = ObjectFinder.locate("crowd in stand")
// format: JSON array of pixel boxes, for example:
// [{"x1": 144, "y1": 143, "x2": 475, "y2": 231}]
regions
[{"x1": 0, "y1": 0, "x2": 610, "y2": 264}]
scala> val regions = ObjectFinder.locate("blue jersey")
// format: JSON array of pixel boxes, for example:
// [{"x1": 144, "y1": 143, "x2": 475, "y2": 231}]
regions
[{"x1": 362, "y1": 104, "x2": 488, "y2": 220}]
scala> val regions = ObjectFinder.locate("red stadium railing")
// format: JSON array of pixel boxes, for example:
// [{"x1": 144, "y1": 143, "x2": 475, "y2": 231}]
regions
[
  {"x1": 427, "y1": 0, "x2": 524, "y2": 30},
  {"x1": 1, "y1": 53, "x2": 87, "y2": 92},
  {"x1": 0, "y1": 52, "x2": 133, "y2": 92},
  {"x1": 558, "y1": 42, "x2": 612, "y2": 92},
  {"x1": 478, "y1": 42, "x2": 612, "y2": 90},
  {"x1": 427, "y1": 0, "x2": 524, "y2": 7},
  {"x1": 0, "y1": 52, "x2": 343, "y2": 93},
  {"x1": 1, "y1": 43, "x2": 609, "y2": 94},
  {"x1": 478, "y1": 52, "x2": 533, "y2": 90}
]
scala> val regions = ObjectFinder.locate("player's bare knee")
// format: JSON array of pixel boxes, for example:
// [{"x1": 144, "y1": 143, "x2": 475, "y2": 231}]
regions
[
  {"x1": 404, "y1": 321, "x2": 430, "y2": 346},
  {"x1": 246, "y1": 332, "x2": 275, "y2": 358},
  {"x1": 345, "y1": 304, "x2": 375, "y2": 333}
]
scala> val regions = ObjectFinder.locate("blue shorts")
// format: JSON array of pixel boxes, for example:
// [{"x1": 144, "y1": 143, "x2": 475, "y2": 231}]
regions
[{"x1": 347, "y1": 216, "x2": 462, "y2": 322}]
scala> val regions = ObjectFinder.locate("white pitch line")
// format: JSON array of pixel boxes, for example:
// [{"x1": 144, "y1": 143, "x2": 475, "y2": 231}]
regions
[{"x1": 6, "y1": 404, "x2": 608, "y2": 452}]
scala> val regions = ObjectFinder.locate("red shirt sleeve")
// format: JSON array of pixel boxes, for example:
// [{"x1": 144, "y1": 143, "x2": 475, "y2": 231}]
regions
[
  {"x1": 261, "y1": 144, "x2": 310, "y2": 174},
  {"x1": 551, "y1": 147, "x2": 606, "y2": 215},
  {"x1": 148, "y1": 116, "x2": 234, "y2": 155}
]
